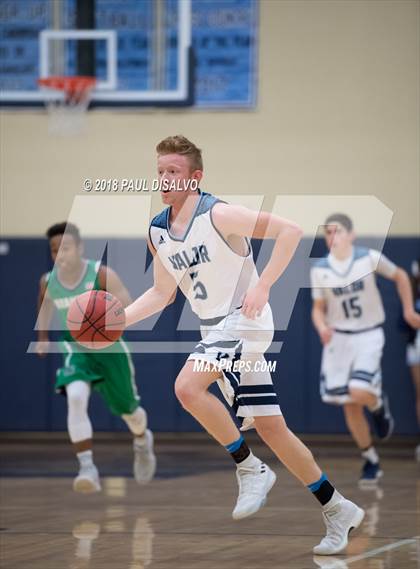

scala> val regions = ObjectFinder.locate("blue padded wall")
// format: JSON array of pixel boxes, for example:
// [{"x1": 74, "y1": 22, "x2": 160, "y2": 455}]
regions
[{"x1": 0, "y1": 237, "x2": 418, "y2": 434}]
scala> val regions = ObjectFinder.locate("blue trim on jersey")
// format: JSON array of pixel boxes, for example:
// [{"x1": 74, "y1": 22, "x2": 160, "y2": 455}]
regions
[
  {"x1": 166, "y1": 194, "x2": 202, "y2": 242},
  {"x1": 353, "y1": 246, "x2": 370, "y2": 261},
  {"x1": 195, "y1": 192, "x2": 220, "y2": 217},
  {"x1": 327, "y1": 252, "x2": 354, "y2": 277},
  {"x1": 313, "y1": 251, "x2": 358, "y2": 276},
  {"x1": 225, "y1": 435, "x2": 244, "y2": 453},
  {"x1": 150, "y1": 191, "x2": 222, "y2": 242},
  {"x1": 150, "y1": 208, "x2": 169, "y2": 230},
  {"x1": 324, "y1": 246, "x2": 370, "y2": 278},
  {"x1": 307, "y1": 473, "x2": 328, "y2": 492},
  {"x1": 163, "y1": 190, "x2": 218, "y2": 243},
  {"x1": 313, "y1": 257, "x2": 329, "y2": 269}
]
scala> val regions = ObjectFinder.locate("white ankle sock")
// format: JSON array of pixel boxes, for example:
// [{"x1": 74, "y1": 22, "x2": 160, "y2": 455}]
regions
[
  {"x1": 237, "y1": 452, "x2": 260, "y2": 469},
  {"x1": 77, "y1": 450, "x2": 93, "y2": 468},
  {"x1": 361, "y1": 446, "x2": 379, "y2": 464}
]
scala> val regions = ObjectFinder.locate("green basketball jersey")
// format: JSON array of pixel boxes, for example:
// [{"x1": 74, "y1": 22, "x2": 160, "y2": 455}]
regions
[
  {"x1": 45, "y1": 259, "x2": 101, "y2": 342},
  {"x1": 47, "y1": 260, "x2": 139, "y2": 412}
]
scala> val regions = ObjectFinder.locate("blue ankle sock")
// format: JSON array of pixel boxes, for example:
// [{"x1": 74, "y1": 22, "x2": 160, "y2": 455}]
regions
[
  {"x1": 225, "y1": 435, "x2": 250, "y2": 464},
  {"x1": 307, "y1": 473, "x2": 335, "y2": 506}
]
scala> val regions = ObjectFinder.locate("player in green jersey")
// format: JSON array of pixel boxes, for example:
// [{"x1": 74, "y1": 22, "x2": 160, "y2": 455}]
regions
[{"x1": 35, "y1": 222, "x2": 156, "y2": 493}]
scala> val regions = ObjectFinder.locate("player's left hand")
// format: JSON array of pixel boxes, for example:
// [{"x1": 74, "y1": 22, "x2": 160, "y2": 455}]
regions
[
  {"x1": 241, "y1": 282, "x2": 269, "y2": 319},
  {"x1": 404, "y1": 310, "x2": 420, "y2": 329}
]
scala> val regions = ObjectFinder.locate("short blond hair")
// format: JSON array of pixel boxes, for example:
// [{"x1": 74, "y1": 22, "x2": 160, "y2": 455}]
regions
[{"x1": 156, "y1": 135, "x2": 203, "y2": 171}]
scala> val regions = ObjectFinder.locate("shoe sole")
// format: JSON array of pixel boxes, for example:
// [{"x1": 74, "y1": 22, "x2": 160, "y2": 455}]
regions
[
  {"x1": 73, "y1": 477, "x2": 101, "y2": 494},
  {"x1": 358, "y1": 469, "x2": 384, "y2": 489},
  {"x1": 232, "y1": 469, "x2": 277, "y2": 521},
  {"x1": 313, "y1": 506, "x2": 365, "y2": 556}
]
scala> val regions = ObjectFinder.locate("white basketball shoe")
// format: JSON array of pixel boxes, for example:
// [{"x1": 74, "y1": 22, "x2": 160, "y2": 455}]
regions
[
  {"x1": 232, "y1": 460, "x2": 276, "y2": 520},
  {"x1": 73, "y1": 463, "x2": 101, "y2": 494},
  {"x1": 133, "y1": 429, "x2": 157, "y2": 484},
  {"x1": 313, "y1": 494, "x2": 365, "y2": 555}
]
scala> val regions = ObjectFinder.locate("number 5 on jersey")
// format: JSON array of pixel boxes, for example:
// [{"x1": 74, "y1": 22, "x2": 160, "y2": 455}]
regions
[{"x1": 190, "y1": 271, "x2": 208, "y2": 300}]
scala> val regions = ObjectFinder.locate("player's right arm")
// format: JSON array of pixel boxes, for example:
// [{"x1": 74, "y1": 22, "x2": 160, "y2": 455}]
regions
[
  {"x1": 124, "y1": 239, "x2": 178, "y2": 328},
  {"x1": 311, "y1": 298, "x2": 333, "y2": 345},
  {"x1": 35, "y1": 274, "x2": 55, "y2": 357}
]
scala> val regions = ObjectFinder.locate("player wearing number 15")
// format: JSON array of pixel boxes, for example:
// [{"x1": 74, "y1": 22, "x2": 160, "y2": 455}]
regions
[{"x1": 311, "y1": 214, "x2": 420, "y2": 486}]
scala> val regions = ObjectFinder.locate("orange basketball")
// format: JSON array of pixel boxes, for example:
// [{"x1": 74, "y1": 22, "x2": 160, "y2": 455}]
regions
[{"x1": 66, "y1": 290, "x2": 125, "y2": 349}]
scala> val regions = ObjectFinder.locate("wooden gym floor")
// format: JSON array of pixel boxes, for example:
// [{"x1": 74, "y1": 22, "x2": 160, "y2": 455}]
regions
[{"x1": 1, "y1": 434, "x2": 419, "y2": 569}]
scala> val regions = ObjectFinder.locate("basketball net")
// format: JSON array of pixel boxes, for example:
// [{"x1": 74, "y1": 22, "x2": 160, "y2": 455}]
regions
[{"x1": 38, "y1": 76, "x2": 96, "y2": 135}]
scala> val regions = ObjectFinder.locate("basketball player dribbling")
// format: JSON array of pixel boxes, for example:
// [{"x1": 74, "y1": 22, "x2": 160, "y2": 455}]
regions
[
  {"x1": 124, "y1": 135, "x2": 365, "y2": 555},
  {"x1": 311, "y1": 215, "x2": 420, "y2": 484},
  {"x1": 35, "y1": 222, "x2": 156, "y2": 493}
]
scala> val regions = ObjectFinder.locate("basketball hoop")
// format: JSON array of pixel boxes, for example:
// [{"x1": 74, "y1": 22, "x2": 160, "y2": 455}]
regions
[{"x1": 38, "y1": 76, "x2": 96, "y2": 135}]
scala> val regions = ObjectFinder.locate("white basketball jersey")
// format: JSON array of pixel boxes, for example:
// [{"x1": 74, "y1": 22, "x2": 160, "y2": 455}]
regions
[
  {"x1": 149, "y1": 192, "x2": 259, "y2": 321},
  {"x1": 311, "y1": 247, "x2": 397, "y2": 331}
]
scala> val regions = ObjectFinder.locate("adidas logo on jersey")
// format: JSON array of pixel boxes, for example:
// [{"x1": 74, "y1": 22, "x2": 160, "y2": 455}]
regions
[{"x1": 159, "y1": 235, "x2": 165, "y2": 244}]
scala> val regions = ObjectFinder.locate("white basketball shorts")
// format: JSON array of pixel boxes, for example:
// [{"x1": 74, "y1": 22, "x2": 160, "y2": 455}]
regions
[
  {"x1": 188, "y1": 303, "x2": 281, "y2": 429},
  {"x1": 320, "y1": 327, "x2": 384, "y2": 405}
]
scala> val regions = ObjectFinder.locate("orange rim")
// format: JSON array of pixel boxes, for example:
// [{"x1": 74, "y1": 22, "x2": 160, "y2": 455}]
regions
[{"x1": 38, "y1": 76, "x2": 96, "y2": 95}]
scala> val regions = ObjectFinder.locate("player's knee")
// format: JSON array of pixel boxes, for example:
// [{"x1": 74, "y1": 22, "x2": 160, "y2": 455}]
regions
[
  {"x1": 348, "y1": 387, "x2": 362, "y2": 402},
  {"x1": 344, "y1": 402, "x2": 361, "y2": 415},
  {"x1": 67, "y1": 390, "x2": 87, "y2": 412},
  {"x1": 255, "y1": 415, "x2": 286, "y2": 439},
  {"x1": 343, "y1": 403, "x2": 364, "y2": 425},
  {"x1": 122, "y1": 407, "x2": 147, "y2": 436},
  {"x1": 175, "y1": 378, "x2": 200, "y2": 409},
  {"x1": 255, "y1": 422, "x2": 277, "y2": 440},
  {"x1": 349, "y1": 386, "x2": 376, "y2": 406},
  {"x1": 66, "y1": 382, "x2": 90, "y2": 412}
]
